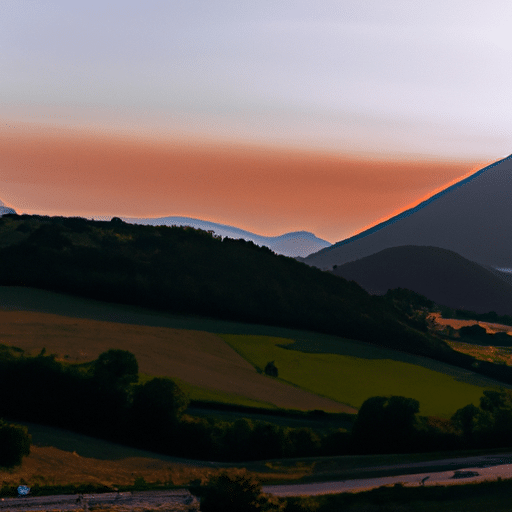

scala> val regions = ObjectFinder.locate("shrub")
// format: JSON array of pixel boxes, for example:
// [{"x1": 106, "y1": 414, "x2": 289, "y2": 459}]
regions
[
  {"x1": 352, "y1": 396, "x2": 420, "y2": 453},
  {"x1": 0, "y1": 419, "x2": 31, "y2": 468},
  {"x1": 92, "y1": 349, "x2": 139, "y2": 391},
  {"x1": 200, "y1": 469, "x2": 269, "y2": 512},
  {"x1": 130, "y1": 377, "x2": 189, "y2": 450}
]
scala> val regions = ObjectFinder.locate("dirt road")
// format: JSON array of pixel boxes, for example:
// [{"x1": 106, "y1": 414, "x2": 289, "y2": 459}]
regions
[
  {"x1": 0, "y1": 489, "x2": 199, "y2": 511},
  {"x1": 263, "y1": 452, "x2": 512, "y2": 496}
]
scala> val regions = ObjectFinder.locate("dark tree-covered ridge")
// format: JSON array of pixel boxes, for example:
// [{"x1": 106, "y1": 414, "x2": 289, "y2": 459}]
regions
[{"x1": 0, "y1": 213, "x2": 507, "y2": 383}]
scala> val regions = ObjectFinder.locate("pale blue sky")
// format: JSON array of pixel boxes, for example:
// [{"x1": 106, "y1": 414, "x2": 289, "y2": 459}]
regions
[{"x1": 2, "y1": 0, "x2": 512, "y2": 159}]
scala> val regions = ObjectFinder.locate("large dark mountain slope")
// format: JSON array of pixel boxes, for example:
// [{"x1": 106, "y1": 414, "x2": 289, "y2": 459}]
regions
[
  {"x1": 332, "y1": 246, "x2": 512, "y2": 315},
  {"x1": 305, "y1": 155, "x2": 512, "y2": 271}
]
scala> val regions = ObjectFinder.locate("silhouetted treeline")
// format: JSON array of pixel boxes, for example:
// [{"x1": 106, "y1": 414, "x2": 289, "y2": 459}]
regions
[
  {"x1": 2, "y1": 214, "x2": 512, "y2": 388},
  {"x1": 383, "y1": 288, "x2": 435, "y2": 332},
  {"x1": 1, "y1": 347, "x2": 512, "y2": 461},
  {"x1": 457, "y1": 324, "x2": 506, "y2": 348},
  {"x1": 384, "y1": 288, "x2": 436, "y2": 313},
  {"x1": 0, "y1": 346, "x2": 351, "y2": 461},
  {"x1": 440, "y1": 304, "x2": 512, "y2": 327},
  {"x1": 0, "y1": 215, "x2": 452, "y2": 359}
]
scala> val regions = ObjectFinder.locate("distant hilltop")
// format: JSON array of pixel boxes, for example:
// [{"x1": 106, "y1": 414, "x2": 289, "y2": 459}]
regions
[
  {"x1": 0, "y1": 201, "x2": 330, "y2": 258},
  {"x1": 116, "y1": 216, "x2": 331, "y2": 258},
  {"x1": 0, "y1": 199, "x2": 16, "y2": 216}
]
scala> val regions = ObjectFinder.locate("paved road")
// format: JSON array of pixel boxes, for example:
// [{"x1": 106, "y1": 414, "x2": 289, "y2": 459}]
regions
[
  {"x1": 263, "y1": 452, "x2": 512, "y2": 496},
  {"x1": 3, "y1": 452, "x2": 512, "y2": 508}
]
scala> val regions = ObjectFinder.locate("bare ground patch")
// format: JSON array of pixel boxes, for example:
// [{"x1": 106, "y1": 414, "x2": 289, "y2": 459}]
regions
[
  {"x1": 0, "y1": 445, "x2": 210, "y2": 488},
  {"x1": 0, "y1": 422, "x2": 309, "y2": 488}
]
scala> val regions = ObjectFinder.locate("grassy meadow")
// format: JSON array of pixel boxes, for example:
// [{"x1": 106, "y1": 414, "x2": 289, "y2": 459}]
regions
[
  {"x1": 2, "y1": 286, "x2": 512, "y2": 506},
  {"x1": 220, "y1": 334, "x2": 505, "y2": 418},
  {"x1": 0, "y1": 307, "x2": 351, "y2": 413},
  {"x1": 0, "y1": 285, "x2": 509, "y2": 419}
]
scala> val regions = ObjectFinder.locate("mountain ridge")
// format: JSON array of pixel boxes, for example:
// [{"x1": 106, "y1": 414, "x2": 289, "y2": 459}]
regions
[
  {"x1": 304, "y1": 154, "x2": 512, "y2": 270},
  {"x1": 0, "y1": 202, "x2": 330, "y2": 257},
  {"x1": 0, "y1": 199, "x2": 16, "y2": 216},
  {"x1": 116, "y1": 215, "x2": 331, "y2": 258},
  {"x1": 315, "y1": 154, "x2": 512, "y2": 256}
]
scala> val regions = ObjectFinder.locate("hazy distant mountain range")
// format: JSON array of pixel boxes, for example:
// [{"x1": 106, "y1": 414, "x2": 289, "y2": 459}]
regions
[
  {"x1": 0, "y1": 205, "x2": 331, "y2": 257},
  {"x1": 0, "y1": 200, "x2": 16, "y2": 216},
  {"x1": 118, "y1": 216, "x2": 332, "y2": 258},
  {"x1": 305, "y1": 154, "x2": 512, "y2": 271}
]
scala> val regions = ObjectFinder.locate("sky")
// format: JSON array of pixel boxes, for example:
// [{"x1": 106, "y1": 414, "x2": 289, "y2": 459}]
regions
[{"x1": 1, "y1": 1, "x2": 511, "y2": 243}]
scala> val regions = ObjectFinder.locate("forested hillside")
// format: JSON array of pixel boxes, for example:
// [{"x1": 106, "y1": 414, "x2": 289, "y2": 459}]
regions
[{"x1": 0, "y1": 213, "x2": 487, "y2": 372}]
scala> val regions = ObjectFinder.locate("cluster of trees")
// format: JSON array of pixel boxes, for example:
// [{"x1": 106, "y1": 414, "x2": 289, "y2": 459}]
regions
[
  {"x1": 350, "y1": 390, "x2": 512, "y2": 455},
  {"x1": 2, "y1": 345, "x2": 512, "y2": 464},
  {"x1": 0, "y1": 347, "x2": 186, "y2": 448},
  {"x1": 199, "y1": 469, "x2": 283, "y2": 512},
  {"x1": 451, "y1": 389, "x2": 512, "y2": 449},
  {"x1": 456, "y1": 324, "x2": 512, "y2": 347},
  {"x1": 439, "y1": 305, "x2": 512, "y2": 327},
  {"x1": 176, "y1": 414, "x2": 352, "y2": 461},
  {"x1": 0, "y1": 347, "x2": 350, "y2": 461}
]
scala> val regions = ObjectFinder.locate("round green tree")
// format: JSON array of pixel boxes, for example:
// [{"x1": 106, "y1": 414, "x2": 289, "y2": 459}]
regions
[
  {"x1": 92, "y1": 349, "x2": 139, "y2": 391},
  {"x1": 130, "y1": 377, "x2": 189, "y2": 450}
]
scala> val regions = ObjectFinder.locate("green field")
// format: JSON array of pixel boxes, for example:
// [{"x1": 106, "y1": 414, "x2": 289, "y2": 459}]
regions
[
  {"x1": 1, "y1": 286, "x2": 509, "y2": 418},
  {"x1": 220, "y1": 334, "x2": 502, "y2": 418}
]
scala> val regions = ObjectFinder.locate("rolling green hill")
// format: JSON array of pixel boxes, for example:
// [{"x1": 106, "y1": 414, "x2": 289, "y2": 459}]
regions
[
  {"x1": 2, "y1": 213, "x2": 512, "y2": 390},
  {"x1": 0, "y1": 214, "x2": 458, "y2": 359},
  {"x1": 0, "y1": 306, "x2": 351, "y2": 413},
  {"x1": 0, "y1": 287, "x2": 507, "y2": 419},
  {"x1": 220, "y1": 334, "x2": 505, "y2": 418}
]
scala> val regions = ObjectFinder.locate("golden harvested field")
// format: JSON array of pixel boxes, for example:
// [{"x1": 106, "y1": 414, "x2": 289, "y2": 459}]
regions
[
  {"x1": 6, "y1": 421, "x2": 509, "y2": 491},
  {"x1": 0, "y1": 309, "x2": 352, "y2": 413},
  {"x1": 0, "y1": 445, "x2": 201, "y2": 488},
  {"x1": 428, "y1": 313, "x2": 512, "y2": 365},
  {"x1": 5, "y1": 420, "x2": 504, "y2": 490},
  {"x1": 0, "y1": 421, "x2": 212, "y2": 488},
  {"x1": 429, "y1": 313, "x2": 512, "y2": 335},
  {"x1": 0, "y1": 422, "x2": 309, "y2": 488},
  {"x1": 446, "y1": 340, "x2": 512, "y2": 366}
]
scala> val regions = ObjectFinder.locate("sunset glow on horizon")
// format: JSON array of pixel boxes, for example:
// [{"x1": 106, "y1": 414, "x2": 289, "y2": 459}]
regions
[
  {"x1": 0, "y1": 121, "x2": 489, "y2": 243},
  {"x1": 2, "y1": 2, "x2": 511, "y2": 243}
]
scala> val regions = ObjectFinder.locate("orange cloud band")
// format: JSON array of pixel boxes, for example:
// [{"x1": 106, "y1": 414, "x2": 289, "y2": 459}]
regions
[{"x1": 0, "y1": 122, "x2": 486, "y2": 242}]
